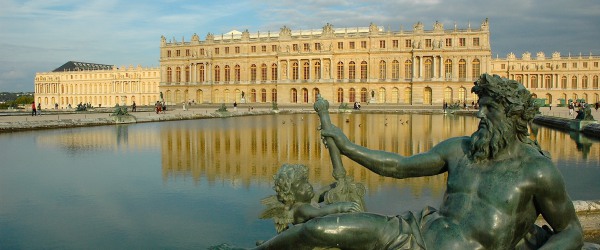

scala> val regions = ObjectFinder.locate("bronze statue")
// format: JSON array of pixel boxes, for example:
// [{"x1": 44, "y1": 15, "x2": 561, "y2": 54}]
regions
[
  {"x1": 254, "y1": 74, "x2": 583, "y2": 249},
  {"x1": 260, "y1": 164, "x2": 362, "y2": 233}
]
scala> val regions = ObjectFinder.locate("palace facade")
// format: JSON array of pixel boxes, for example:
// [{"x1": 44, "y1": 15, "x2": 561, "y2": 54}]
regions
[
  {"x1": 159, "y1": 20, "x2": 492, "y2": 105},
  {"x1": 34, "y1": 62, "x2": 160, "y2": 109},
  {"x1": 34, "y1": 19, "x2": 600, "y2": 108},
  {"x1": 490, "y1": 52, "x2": 600, "y2": 105}
]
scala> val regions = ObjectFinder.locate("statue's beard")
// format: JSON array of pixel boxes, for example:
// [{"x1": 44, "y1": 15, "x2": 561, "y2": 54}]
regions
[{"x1": 470, "y1": 118, "x2": 514, "y2": 163}]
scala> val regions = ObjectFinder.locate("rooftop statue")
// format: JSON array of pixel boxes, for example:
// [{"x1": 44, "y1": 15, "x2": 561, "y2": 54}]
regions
[{"x1": 254, "y1": 74, "x2": 583, "y2": 249}]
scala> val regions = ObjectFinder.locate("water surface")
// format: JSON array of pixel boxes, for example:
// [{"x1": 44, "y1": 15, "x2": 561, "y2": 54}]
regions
[{"x1": 0, "y1": 113, "x2": 598, "y2": 249}]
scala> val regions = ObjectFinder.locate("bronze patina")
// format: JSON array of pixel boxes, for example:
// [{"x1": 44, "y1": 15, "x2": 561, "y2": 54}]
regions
[{"x1": 254, "y1": 74, "x2": 583, "y2": 249}]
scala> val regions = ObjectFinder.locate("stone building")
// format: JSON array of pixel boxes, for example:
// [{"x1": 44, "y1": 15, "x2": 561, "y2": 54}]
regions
[
  {"x1": 34, "y1": 19, "x2": 600, "y2": 107},
  {"x1": 159, "y1": 20, "x2": 492, "y2": 105},
  {"x1": 490, "y1": 52, "x2": 600, "y2": 105},
  {"x1": 34, "y1": 61, "x2": 160, "y2": 109}
]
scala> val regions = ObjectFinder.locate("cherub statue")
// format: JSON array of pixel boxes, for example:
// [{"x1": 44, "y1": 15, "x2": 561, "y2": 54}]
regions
[{"x1": 260, "y1": 164, "x2": 362, "y2": 233}]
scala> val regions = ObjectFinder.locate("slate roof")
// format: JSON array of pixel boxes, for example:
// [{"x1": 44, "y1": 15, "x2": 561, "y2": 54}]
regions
[{"x1": 52, "y1": 61, "x2": 114, "y2": 72}]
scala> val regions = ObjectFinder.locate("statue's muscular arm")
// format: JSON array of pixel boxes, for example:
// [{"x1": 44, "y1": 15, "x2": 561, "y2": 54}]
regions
[
  {"x1": 527, "y1": 155, "x2": 583, "y2": 250},
  {"x1": 322, "y1": 126, "x2": 467, "y2": 179}
]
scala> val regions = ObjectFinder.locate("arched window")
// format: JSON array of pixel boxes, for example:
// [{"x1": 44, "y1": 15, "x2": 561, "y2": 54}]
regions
[
  {"x1": 313, "y1": 61, "x2": 321, "y2": 80},
  {"x1": 593, "y1": 75, "x2": 599, "y2": 89},
  {"x1": 561, "y1": 76, "x2": 567, "y2": 89},
  {"x1": 571, "y1": 76, "x2": 578, "y2": 89},
  {"x1": 349, "y1": 61, "x2": 356, "y2": 80},
  {"x1": 378, "y1": 88, "x2": 386, "y2": 103},
  {"x1": 271, "y1": 88, "x2": 277, "y2": 102},
  {"x1": 404, "y1": 87, "x2": 412, "y2": 104},
  {"x1": 472, "y1": 59, "x2": 480, "y2": 80},
  {"x1": 185, "y1": 66, "x2": 190, "y2": 82},
  {"x1": 214, "y1": 65, "x2": 220, "y2": 82},
  {"x1": 337, "y1": 88, "x2": 344, "y2": 103},
  {"x1": 545, "y1": 75, "x2": 552, "y2": 89},
  {"x1": 250, "y1": 89, "x2": 257, "y2": 102},
  {"x1": 424, "y1": 59, "x2": 432, "y2": 80},
  {"x1": 303, "y1": 62, "x2": 310, "y2": 80},
  {"x1": 458, "y1": 59, "x2": 467, "y2": 79},
  {"x1": 530, "y1": 75, "x2": 538, "y2": 89},
  {"x1": 349, "y1": 88, "x2": 356, "y2": 102},
  {"x1": 459, "y1": 87, "x2": 467, "y2": 103},
  {"x1": 176, "y1": 67, "x2": 181, "y2": 82},
  {"x1": 404, "y1": 60, "x2": 413, "y2": 79},
  {"x1": 424, "y1": 87, "x2": 432, "y2": 105},
  {"x1": 391, "y1": 60, "x2": 400, "y2": 80},
  {"x1": 250, "y1": 64, "x2": 257, "y2": 81},
  {"x1": 337, "y1": 62, "x2": 344, "y2": 79},
  {"x1": 379, "y1": 60, "x2": 387, "y2": 80},
  {"x1": 261, "y1": 64, "x2": 268, "y2": 81},
  {"x1": 261, "y1": 88, "x2": 267, "y2": 102},
  {"x1": 166, "y1": 67, "x2": 172, "y2": 83},
  {"x1": 198, "y1": 64, "x2": 205, "y2": 82},
  {"x1": 444, "y1": 59, "x2": 453, "y2": 80},
  {"x1": 582, "y1": 76, "x2": 588, "y2": 89},
  {"x1": 292, "y1": 62, "x2": 299, "y2": 80},
  {"x1": 291, "y1": 88, "x2": 298, "y2": 103},
  {"x1": 444, "y1": 87, "x2": 453, "y2": 103},
  {"x1": 235, "y1": 65, "x2": 241, "y2": 82},
  {"x1": 224, "y1": 65, "x2": 231, "y2": 82},
  {"x1": 302, "y1": 88, "x2": 309, "y2": 103},
  {"x1": 360, "y1": 88, "x2": 368, "y2": 103},
  {"x1": 546, "y1": 94, "x2": 552, "y2": 105},
  {"x1": 361, "y1": 61, "x2": 368, "y2": 81},
  {"x1": 271, "y1": 63, "x2": 278, "y2": 81}
]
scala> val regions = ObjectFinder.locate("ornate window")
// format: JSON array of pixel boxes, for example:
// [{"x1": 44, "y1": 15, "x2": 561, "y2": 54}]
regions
[
  {"x1": 292, "y1": 62, "x2": 299, "y2": 80},
  {"x1": 404, "y1": 60, "x2": 413, "y2": 79},
  {"x1": 224, "y1": 65, "x2": 231, "y2": 82},
  {"x1": 303, "y1": 62, "x2": 310, "y2": 80},
  {"x1": 379, "y1": 60, "x2": 386, "y2": 80},
  {"x1": 572, "y1": 76, "x2": 578, "y2": 89},
  {"x1": 472, "y1": 59, "x2": 480, "y2": 80},
  {"x1": 250, "y1": 64, "x2": 257, "y2": 81},
  {"x1": 337, "y1": 88, "x2": 344, "y2": 103},
  {"x1": 199, "y1": 64, "x2": 205, "y2": 82},
  {"x1": 176, "y1": 67, "x2": 181, "y2": 82},
  {"x1": 167, "y1": 67, "x2": 172, "y2": 83},
  {"x1": 424, "y1": 59, "x2": 432, "y2": 80},
  {"x1": 391, "y1": 60, "x2": 400, "y2": 80},
  {"x1": 349, "y1": 61, "x2": 356, "y2": 80},
  {"x1": 360, "y1": 61, "x2": 368, "y2": 80},
  {"x1": 313, "y1": 61, "x2": 321, "y2": 80},
  {"x1": 582, "y1": 76, "x2": 588, "y2": 89},
  {"x1": 458, "y1": 59, "x2": 467, "y2": 79},
  {"x1": 349, "y1": 88, "x2": 356, "y2": 102},
  {"x1": 214, "y1": 65, "x2": 220, "y2": 82},
  {"x1": 530, "y1": 75, "x2": 538, "y2": 89},
  {"x1": 444, "y1": 59, "x2": 453, "y2": 80},
  {"x1": 261, "y1": 64, "x2": 268, "y2": 81},
  {"x1": 185, "y1": 66, "x2": 190, "y2": 82},
  {"x1": 235, "y1": 65, "x2": 241, "y2": 82},
  {"x1": 271, "y1": 64, "x2": 277, "y2": 81},
  {"x1": 561, "y1": 76, "x2": 567, "y2": 89},
  {"x1": 337, "y1": 62, "x2": 344, "y2": 79}
]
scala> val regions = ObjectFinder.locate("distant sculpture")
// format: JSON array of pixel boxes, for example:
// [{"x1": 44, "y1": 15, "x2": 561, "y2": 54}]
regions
[
  {"x1": 575, "y1": 104, "x2": 595, "y2": 121},
  {"x1": 254, "y1": 74, "x2": 583, "y2": 249}
]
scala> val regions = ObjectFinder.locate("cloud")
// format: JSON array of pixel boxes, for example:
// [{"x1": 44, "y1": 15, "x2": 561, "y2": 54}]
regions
[{"x1": 1, "y1": 0, "x2": 599, "y2": 92}]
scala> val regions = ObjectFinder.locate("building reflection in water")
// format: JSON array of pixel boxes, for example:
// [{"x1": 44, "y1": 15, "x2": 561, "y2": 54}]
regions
[
  {"x1": 37, "y1": 113, "x2": 599, "y2": 199},
  {"x1": 158, "y1": 113, "x2": 598, "y2": 199}
]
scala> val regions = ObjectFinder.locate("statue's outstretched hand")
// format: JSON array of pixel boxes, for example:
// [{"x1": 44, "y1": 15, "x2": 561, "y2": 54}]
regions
[
  {"x1": 320, "y1": 125, "x2": 348, "y2": 149},
  {"x1": 336, "y1": 202, "x2": 362, "y2": 213}
]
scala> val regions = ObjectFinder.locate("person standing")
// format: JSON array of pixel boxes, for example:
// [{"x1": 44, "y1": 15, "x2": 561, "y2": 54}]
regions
[
  {"x1": 31, "y1": 102, "x2": 36, "y2": 116},
  {"x1": 36, "y1": 103, "x2": 41, "y2": 115},
  {"x1": 233, "y1": 101, "x2": 237, "y2": 111},
  {"x1": 132, "y1": 101, "x2": 137, "y2": 112}
]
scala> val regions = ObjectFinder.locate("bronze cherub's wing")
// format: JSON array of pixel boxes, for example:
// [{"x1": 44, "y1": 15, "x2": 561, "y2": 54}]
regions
[{"x1": 259, "y1": 195, "x2": 293, "y2": 233}]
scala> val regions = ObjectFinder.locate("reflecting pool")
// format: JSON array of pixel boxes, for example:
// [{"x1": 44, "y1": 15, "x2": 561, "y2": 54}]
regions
[{"x1": 1, "y1": 113, "x2": 598, "y2": 249}]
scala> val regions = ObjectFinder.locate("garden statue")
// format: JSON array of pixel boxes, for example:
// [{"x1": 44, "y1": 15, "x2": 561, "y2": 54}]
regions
[
  {"x1": 575, "y1": 103, "x2": 595, "y2": 121},
  {"x1": 260, "y1": 164, "x2": 363, "y2": 233},
  {"x1": 254, "y1": 74, "x2": 583, "y2": 249}
]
